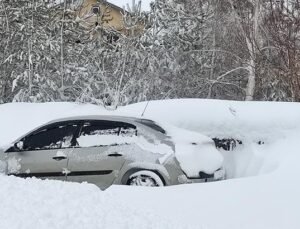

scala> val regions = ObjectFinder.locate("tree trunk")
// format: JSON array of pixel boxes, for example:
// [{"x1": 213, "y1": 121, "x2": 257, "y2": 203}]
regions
[{"x1": 245, "y1": 58, "x2": 256, "y2": 101}]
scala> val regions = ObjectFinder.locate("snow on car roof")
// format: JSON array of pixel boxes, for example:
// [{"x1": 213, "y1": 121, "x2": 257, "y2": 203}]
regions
[{"x1": 47, "y1": 114, "x2": 142, "y2": 123}]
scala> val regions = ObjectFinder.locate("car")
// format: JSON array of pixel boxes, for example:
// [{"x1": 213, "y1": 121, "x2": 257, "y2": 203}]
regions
[{"x1": 0, "y1": 115, "x2": 225, "y2": 190}]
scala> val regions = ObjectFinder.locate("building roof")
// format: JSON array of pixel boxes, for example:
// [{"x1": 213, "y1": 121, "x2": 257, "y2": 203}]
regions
[{"x1": 53, "y1": 0, "x2": 152, "y2": 12}]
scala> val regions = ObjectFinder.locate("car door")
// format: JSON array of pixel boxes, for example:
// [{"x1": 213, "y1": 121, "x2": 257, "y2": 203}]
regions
[
  {"x1": 5, "y1": 121, "x2": 80, "y2": 181},
  {"x1": 67, "y1": 120, "x2": 136, "y2": 189}
]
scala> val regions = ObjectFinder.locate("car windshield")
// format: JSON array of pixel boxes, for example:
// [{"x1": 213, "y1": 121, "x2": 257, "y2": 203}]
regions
[{"x1": 137, "y1": 119, "x2": 166, "y2": 134}]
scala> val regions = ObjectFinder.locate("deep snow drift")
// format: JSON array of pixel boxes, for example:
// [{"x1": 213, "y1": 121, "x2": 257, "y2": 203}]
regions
[
  {"x1": 120, "y1": 99, "x2": 300, "y2": 178},
  {"x1": 120, "y1": 99, "x2": 300, "y2": 142},
  {"x1": 0, "y1": 99, "x2": 299, "y2": 229}
]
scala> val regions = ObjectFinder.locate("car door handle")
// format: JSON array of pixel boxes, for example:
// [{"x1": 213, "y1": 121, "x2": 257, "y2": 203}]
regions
[
  {"x1": 108, "y1": 153, "x2": 123, "y2": 157},
  {"x1": 52, "y1": 156, "x2": 67, "y2": 161}
]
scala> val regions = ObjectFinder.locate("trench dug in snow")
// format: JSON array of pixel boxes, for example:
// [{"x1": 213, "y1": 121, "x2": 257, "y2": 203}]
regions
[{"x1": 218, "y1": 140, "x2": 281, "y2": 180}]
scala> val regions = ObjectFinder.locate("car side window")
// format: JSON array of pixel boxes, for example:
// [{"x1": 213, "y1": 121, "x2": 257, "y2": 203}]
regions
[
  {"x1": 22, "y1": 122, "x2": 79, "y2": 151},
  {"x1": 77, "y1": 120, "x2": 137, "y2": 147}
]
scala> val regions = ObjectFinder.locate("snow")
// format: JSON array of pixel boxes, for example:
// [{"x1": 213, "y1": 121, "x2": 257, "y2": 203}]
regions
[
  {"x1": 0, "y1": 160, "x2": 6, "y2": 173},
  {"x1": 0, "y1": 99, "x2": 300, "y2": 229},
  {"x1": 77, "y1": 134, "x2": 133, "y2": 147},
  {"x1": 175, "y1": 142, "x2": 223, "y2": 176},
  {"x1": 119, "y1": 99, "x2": 300, "y2": 178},
  {"x1": 76, "y1": 133, "x2": 174, "y2": 162},
  {"x1": 161, "y1": 123, "x2": 224, "y2": 176},
  {"x1": 0, "y1": 174, "x2": 186, "y2": 229},
  {"x1": 55, "y1": 150, "x2": 67, "y2": 158},
  {"x1": 120, "y1": 99, "x2": 300, "y2": 142},
  {"x1": 7, "y1": 157, "x2": 21, "y2": 174}
]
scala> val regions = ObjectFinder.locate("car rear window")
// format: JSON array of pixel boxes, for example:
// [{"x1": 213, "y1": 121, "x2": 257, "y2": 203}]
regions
[{"x1": 137, "y1": 119, "x2": 166, "y2": 134}]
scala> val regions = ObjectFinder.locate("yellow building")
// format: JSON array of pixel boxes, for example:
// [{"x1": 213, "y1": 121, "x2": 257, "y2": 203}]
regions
[{"x1": 72, "y1": 0, "x2": 144, "y2": 37}]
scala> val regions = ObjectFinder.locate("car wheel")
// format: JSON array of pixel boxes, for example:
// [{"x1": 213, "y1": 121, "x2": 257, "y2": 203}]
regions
[{"x1": 127, "y1": 170, "x2": 164, "y2": 187}]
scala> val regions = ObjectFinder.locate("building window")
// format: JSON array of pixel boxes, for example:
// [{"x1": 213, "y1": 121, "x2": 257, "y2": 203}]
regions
[{"x1": 92, "y1": 5, "x2": 100, "y2": 14}]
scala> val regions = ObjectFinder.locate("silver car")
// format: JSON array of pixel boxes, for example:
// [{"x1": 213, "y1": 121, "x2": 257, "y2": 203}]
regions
[{"x1": 0, "y1": 115, "x2": 225, "y2": 189}]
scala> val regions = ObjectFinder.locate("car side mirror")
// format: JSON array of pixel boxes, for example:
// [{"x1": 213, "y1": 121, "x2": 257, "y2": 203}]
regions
[
  {"x1": 14, "y1": 141, "x2": 24, "y2": 151},
  {"x1": 5, "y1": 141, "x2": 24, "y2": 153}
]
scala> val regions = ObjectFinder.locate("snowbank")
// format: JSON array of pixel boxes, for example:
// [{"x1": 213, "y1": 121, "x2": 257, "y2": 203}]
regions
[
  {"x1": 119, "y1": 99, "x2": 300, "y2": 178},
  {"x1": 3, "y1": 99, "x2": 298, "y2": 146},
  {"x1": 120, "y1": 99, "x2": 300, "y2": 142},
  {"x1": 0, "y1": 174, "x2": 187, "y2": 229},
  {"x1": 162, "y1": 123, "x2": 224, "y2": 176}
]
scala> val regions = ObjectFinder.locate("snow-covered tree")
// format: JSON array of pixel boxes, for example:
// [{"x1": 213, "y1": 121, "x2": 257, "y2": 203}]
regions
[{"x1": 0, "y1": 0, "x2": 299, "y2": 104}]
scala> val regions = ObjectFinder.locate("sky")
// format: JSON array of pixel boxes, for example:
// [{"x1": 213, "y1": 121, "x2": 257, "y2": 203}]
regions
[{"x1": 108, "y1": 0, "x2": 153, "y2": 11}]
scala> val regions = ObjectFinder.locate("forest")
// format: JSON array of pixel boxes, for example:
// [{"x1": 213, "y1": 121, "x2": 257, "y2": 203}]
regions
[{"x1": 0, "y1": 0, "x2": 299, "y2": 106}]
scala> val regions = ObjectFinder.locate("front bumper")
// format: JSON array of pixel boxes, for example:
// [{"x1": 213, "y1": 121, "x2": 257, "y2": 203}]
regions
[{"x1": 178, "y1": 168, "x2": 226, "y2": 184}]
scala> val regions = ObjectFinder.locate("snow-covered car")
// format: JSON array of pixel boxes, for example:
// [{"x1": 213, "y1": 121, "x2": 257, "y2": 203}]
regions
[{"x1": 0, "y1": 115, "x2": 225, "y2": 189}]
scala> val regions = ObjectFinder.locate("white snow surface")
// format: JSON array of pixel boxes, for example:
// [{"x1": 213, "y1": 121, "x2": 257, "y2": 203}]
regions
[
  {"x1": 77, "y1": 134, "x2": 134, "y2": 147},
  {"x1": 162, "y1": 123, "x2": 224, "y2": 175},
  {"x1": 77, "y1": 133, "x2": 174, "y2": 164},
  {"x1": 0, "y1": 99, "x2": 300, "y2": 229},
  {"x1": 120, "y1": 99, "x2": 300, "y2": 142},
  {"x1": 0, "y1": 174, "x2": 186, "y2": 229}
]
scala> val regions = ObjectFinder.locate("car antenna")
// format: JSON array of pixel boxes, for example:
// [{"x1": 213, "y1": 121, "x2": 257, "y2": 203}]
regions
[{"x1": 141, "y1": 100, "x2": 150, "y2": 117}]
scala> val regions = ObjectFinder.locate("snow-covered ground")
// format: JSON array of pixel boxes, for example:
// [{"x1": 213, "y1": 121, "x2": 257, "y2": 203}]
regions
[{"x1": 0, "y1": 99, "x2": 299, "y2": 229}]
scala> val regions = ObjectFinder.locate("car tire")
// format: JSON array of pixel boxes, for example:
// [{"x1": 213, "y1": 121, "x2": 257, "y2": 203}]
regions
[{"x1": 126, "y1": 170, "x2": 164, "y2": 187}]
